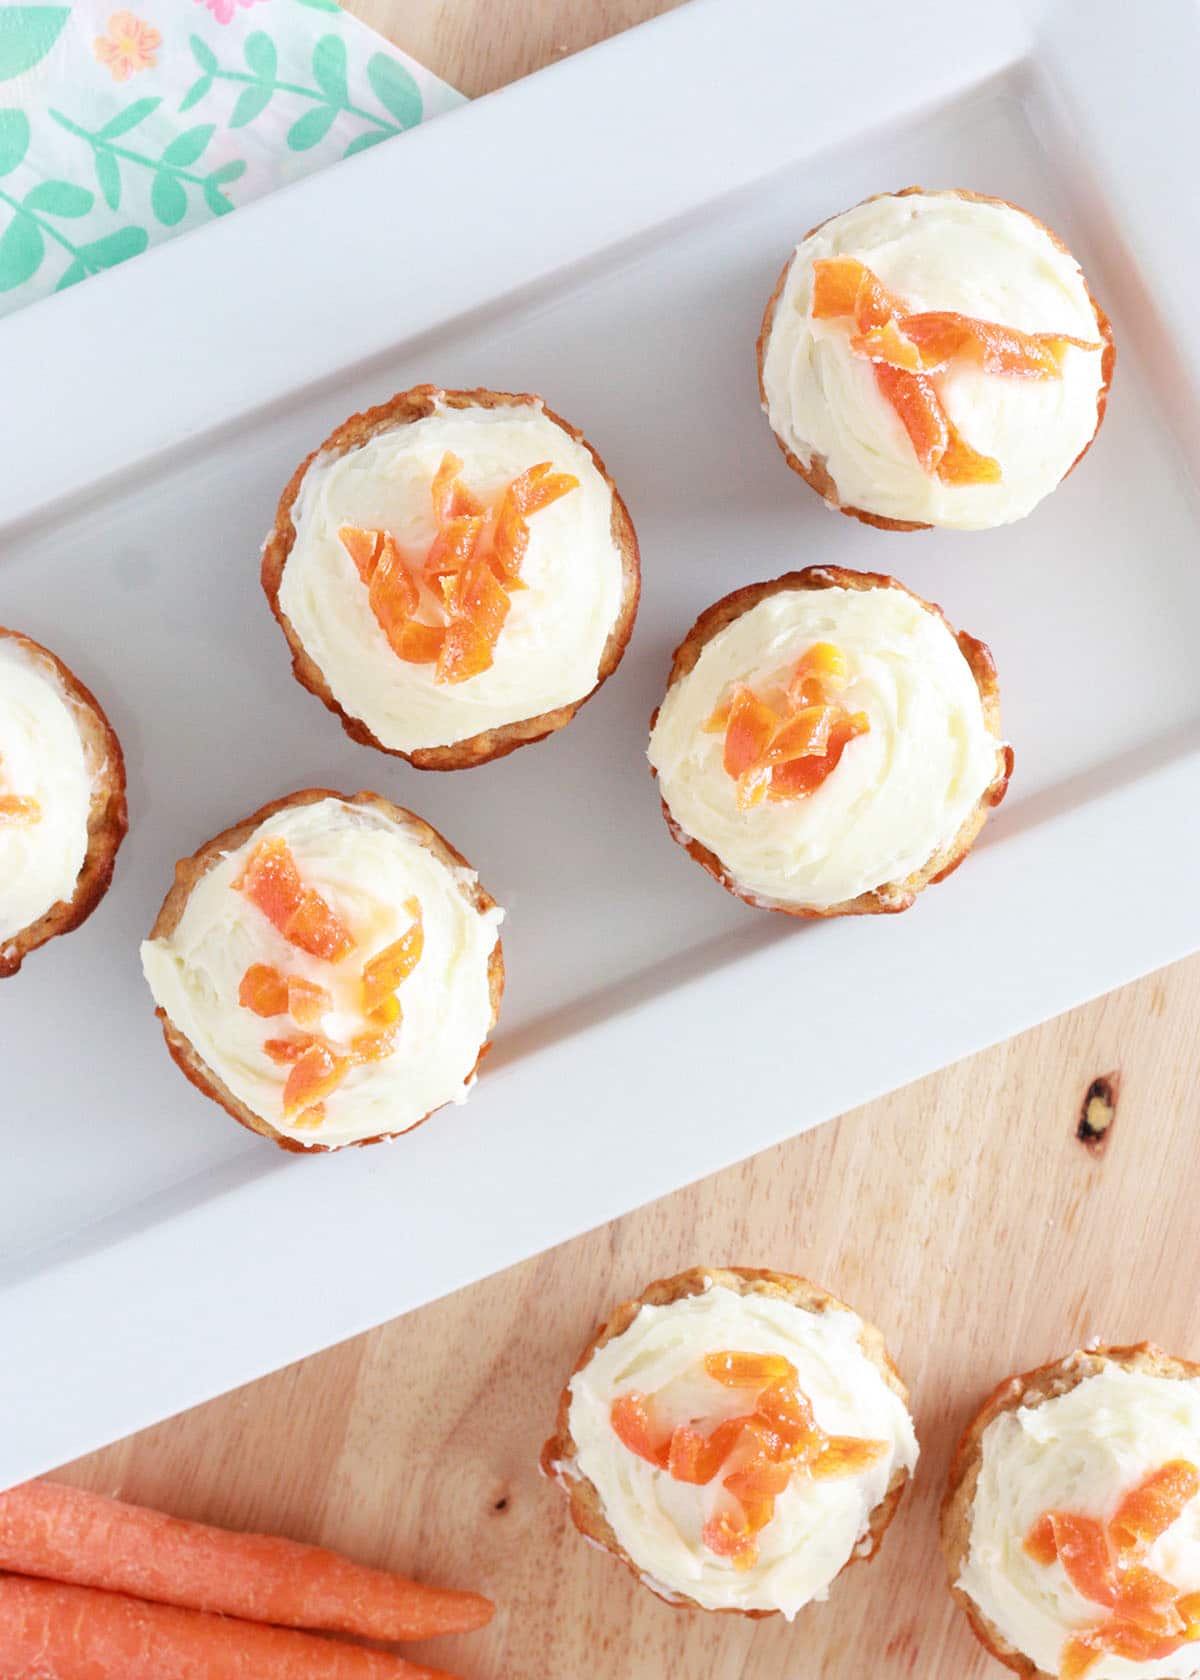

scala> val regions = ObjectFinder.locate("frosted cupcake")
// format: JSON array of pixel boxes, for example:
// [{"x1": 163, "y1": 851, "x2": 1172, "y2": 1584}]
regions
[
  {"x1": 647, "y1": 567, "x2": 1012, "y2": 916},
  {"x1": 262, "y1": 386, "x2": 640, "y2": 769},
  {"x1": 944, "y1": 1344, "x2": 1200, "y2": 1679},
  {"x1": 758, "y1": 188, "x2": 1114, "y2": 530},
  {"x1": 542, "y1": 1266, "x2": 917, "y2": 1618},
  {"x1": 0, "y1": 627, "x2": 127, "y2": 977},
  {"x1": 141, "y1": 789, "x2": 503, "y2": 1152}
]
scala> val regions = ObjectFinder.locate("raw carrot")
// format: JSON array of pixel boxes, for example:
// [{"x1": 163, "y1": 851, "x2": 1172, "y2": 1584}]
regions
[
  {"x1": 0, "y1": 1575, "x2": 461, "y2": 1679},
  {"x1": 0, "y1": 1481, "x2": 493, "y2": 1642}
]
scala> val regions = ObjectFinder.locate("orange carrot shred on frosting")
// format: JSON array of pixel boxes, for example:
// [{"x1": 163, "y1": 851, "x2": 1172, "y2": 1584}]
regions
[
  {"x1": 0, "y1": 753, "x2": 40, "y2": 824},
  {"x1": 337, "y1": 525, "x2": 385, "y2": 585},
  {"x1": 263, "y1": 1037, "x2": 313, "y2": 1065},
  {"x1": 436, "y1": 559, "x2": 511, "y2": 686},
  {"x1": 292, "y1": 1102, "x2": 328, "y2": 1131},
  {"x1": 285, "y1": 976, "x2": 331, "y2": 1027},
  {"x1": 368, "y1": 992, "x2": 402, "y2": 1029},
  {"x1": 1024, "y1": 1460, "x2": 1200, "y2": 1673},
  {"x1": 350, "y1": 1021, "x2": 402, "y2": 1063},
  {"x1": 235, "y1": 872, "x2": 426, "y2": 1123},
  {"x1": 871, "y1": 363, "x2": 951, "y2": 475},
  {"x1": 430, "y1": 451, "x2": 483, "y2": 523},
  {"x1": 808, "y1": 256, "x2": 1096, "y2": 484},
  {"x1": 610, "y1": 1394, "x2": 668, "y2": 1468},
  {"x1": 1024, "y1": 1512, "x2": 1058, "y2": 1567},
  {"x1": 809, "y1": 255, "x2": 861, "y2": 319},
  {"x1": 425, "y1": 514, "x2": 485, "y2": 583},
  {"x1": 667, "y1": 1419, "x2": 746, "y2": 1486},
  {"x1": 368, "y1": 533, "x2": 420, "y2": 642},
  {"x1": 706, "y1": 642, "x2": 869, "y2": 811},
  {"x1": 237, "y1": 966, "x2": 330, "y2": 1027},
  {"x1": 361, "y1": 899, "x2": 423, "y2": 1018},
  {"x1": 238, "y1": 963, "x2": 290, "y2": 1018},
  {"x1": 236, "y1": 838, "x2": 354, "y2": 964},
  {"x1": 935, "y1": 421, "x2": 1003, "y2": 487},
  {"x1": 0, "y1": 793, "x2": 40, "y2": 823},
  {"x1": 849, "y1": 315, "x2": 924, "y2": 374},
  {"x1": 705, "y1": 1351, "x2": 794, "y2": 1388},
  {"x1": 886, "y1": 312, "x2": 1099, "y2": 379},
  {"x1": 337, "y1": 452, "x2": 579, "y2": 686},
  {"x1": 809, "y1": 1436, "x2": 890, "y2": 1479},
  {"x1": 721, "y1": 687, "x2": 778, "y2": 785},
  {"x1": 282, "y1": 1041, "x2": 349, "y2": 1117},
  {"x1": 1110, "y1": 1461, "x2": 1200, "y2": 1555},
  {"x1": 491, "y1": 462, "x2": 578, "y2": 583},
  {"x1": 610, "y1": 1350, "x2": 887, "y2": 1570},
  {"x1": 763, "y1": 706, "x2": 833, "y2": 767}
]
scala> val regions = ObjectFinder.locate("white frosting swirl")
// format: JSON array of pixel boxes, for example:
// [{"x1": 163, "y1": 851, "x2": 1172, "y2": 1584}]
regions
[
  {"x1": 760, "y1": 192, "x2": 1107, "y2": 529},
  {"x1": 647, "y1": 583, "x2": 1000, "y2": 910},
  {"x1": 0, "y1": 637, "x2": 94, "y2": 947},
  {"x1": 140, "y1": 798, "x2": 503, "y2": 1149},
  {"x1": 278, "y1": 398, "x2": 626, "y2": 752},
  {"x1": 959, "y1": 1363, "x2": 1200, "y2": 1679},
  {"x1": 559, "y1": 1281, "x2": 917, "y2": 1617}
]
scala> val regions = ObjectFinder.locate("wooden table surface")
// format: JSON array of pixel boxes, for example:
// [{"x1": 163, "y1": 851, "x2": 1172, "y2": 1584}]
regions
[{"x1": 59, "y1": 6, "x2": 1200, "y2": 1679}]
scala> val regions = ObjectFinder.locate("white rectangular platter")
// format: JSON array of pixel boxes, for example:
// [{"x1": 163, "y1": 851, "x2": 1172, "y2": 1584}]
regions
[{"x1": 3, "y1": 0, "x2": 1199, "y2": 1487}]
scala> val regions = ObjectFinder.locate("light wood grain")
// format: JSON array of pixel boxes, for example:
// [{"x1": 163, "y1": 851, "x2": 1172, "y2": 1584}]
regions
[{"x1": 55, "y1": 7, "x2": 1200, "y2": 1680}]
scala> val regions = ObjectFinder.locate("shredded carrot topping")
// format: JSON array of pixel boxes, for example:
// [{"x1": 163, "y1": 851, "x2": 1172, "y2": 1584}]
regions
[
  {"x1": 235, "y1": 862, "x2": 425, "y2": 1129},
  {"x1": 237, "y1": 964, "x2": 290, "y2": 1018},
  {"x1": 282, "y1": 1041, "x2": 348, "y2": 1117},
  {"x1": 610, "y1": 1350, "x2": 887, "y2": 1570},
  {"x1": 705, "y1": 641, "x2": 869, "y2": 809},
  {"x1": 0, "y1": 753, "x2": 40, "y2": 825},
  {"x1": 361, "y1": 899, "x2": 423, "y2": 1019},
  {"x1": 810, "y1": 255, "x2": 1098, "y2": 485},
  {"x1": 1023, "y1": 1460, "x2": 1200, "y2": 1677},
  {"x1": 236, "y1": 838, "x2": 354, "y2": 963},
  {"x1": 336, "y1": 449, "x2": 579, "y2": 687}
]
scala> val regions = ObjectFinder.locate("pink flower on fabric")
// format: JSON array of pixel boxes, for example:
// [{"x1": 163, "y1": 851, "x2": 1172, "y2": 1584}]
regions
[
  {"x1": 194, "y1": 0, "x2": 270, "y2": 24},
  {"x1": 92, "y1": 11, "x2": 162, "y2": 81}
]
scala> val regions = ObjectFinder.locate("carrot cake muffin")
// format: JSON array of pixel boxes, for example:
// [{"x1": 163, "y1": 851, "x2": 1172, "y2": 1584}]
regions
[
  {"x1": 758, "y1": 188, "x2": 1114, "y2": 530},
  {"x1": 140, "y1": 789, "x2": 504, "y2": 1152},
  {"x1": 262, "y1": 386, "x2": 640, "y2": 769},
  {"x1": 944, "y1": 1344, "x2": 1200, "y2": 1679},
  {"x1": 647, "y1": 567, "x2": 1011, "y2": 917},
  {"x1": 542, "y1": 1267, "x2": 917, "y2": 1618},
  {"x1": 0, "y1": 626, "x2": 127, "y2": 977}
]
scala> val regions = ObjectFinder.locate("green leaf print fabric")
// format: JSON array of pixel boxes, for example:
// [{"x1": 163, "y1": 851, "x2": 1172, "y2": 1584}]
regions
[{"x1": 0, "y1": 0, "x2": 463, "y2": 312}]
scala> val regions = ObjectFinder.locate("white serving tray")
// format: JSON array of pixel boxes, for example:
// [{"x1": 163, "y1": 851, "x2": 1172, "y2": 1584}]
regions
[{"x1": 2, "y1": 0, "x2": 1198, "y2": 1486}]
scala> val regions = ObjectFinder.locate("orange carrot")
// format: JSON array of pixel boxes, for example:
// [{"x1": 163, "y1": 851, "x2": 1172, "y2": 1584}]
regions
[
  {"x1": 0, "y1": 1575, "x2": 461, "y2": 1679},
  {"x1": 0, "y1": 1481, "x2": 493, "y2": 1642}
]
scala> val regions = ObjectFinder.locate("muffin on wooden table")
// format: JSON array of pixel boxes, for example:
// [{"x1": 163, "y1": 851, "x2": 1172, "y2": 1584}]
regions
[
  {"x1": 542, "y1": 1266, "x2": 917, "y2": 1618},
  {"x1": 943, "y1": 1343, "x2": 1200, "y2": 1678},
  {"x1": 0, "y1": 626, "x2": 127, "y2": 977},
  {"x1": 262, "y1": 385, "x2": 640, "y2": 769},
  {"x1": 647, "y1": 567, "x2": 1012, "y2": 917},
  {"x1": 141, "y1": 789, "x2": 503, "y2": 1152},
  {"x1": 758, "y1": 187, "x2": 1114, "y2": 530}
]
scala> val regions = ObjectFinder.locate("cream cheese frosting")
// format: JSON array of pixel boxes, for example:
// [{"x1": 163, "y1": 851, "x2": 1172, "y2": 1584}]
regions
[
  {"x1": 559, "y1": 1281, "x2": 918, "y2": 1617},
  {"x1": 141, "y1": 798, "x2": 503, "y2": 1149},
  {"x1": 647, "y1": 582, "x2": 1000, "y2": 910},
  {"x1": 0, "y1": 636, "x2": 94, "y2": 947},
  {"x1": 278, "y1": 397, "x2": 626, "y2": 752},
  {"x1": 958, "y1": 1363, "x2": 1200, "y2": 1679},
  {"x1": 760, "y1": 191, "x2": 1107, "y2": 529}
]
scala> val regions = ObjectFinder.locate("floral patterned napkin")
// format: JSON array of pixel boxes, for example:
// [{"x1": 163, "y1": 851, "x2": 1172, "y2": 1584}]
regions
[{"x1": 0, "y1": 1, "x2": 464, "y2": 314}]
